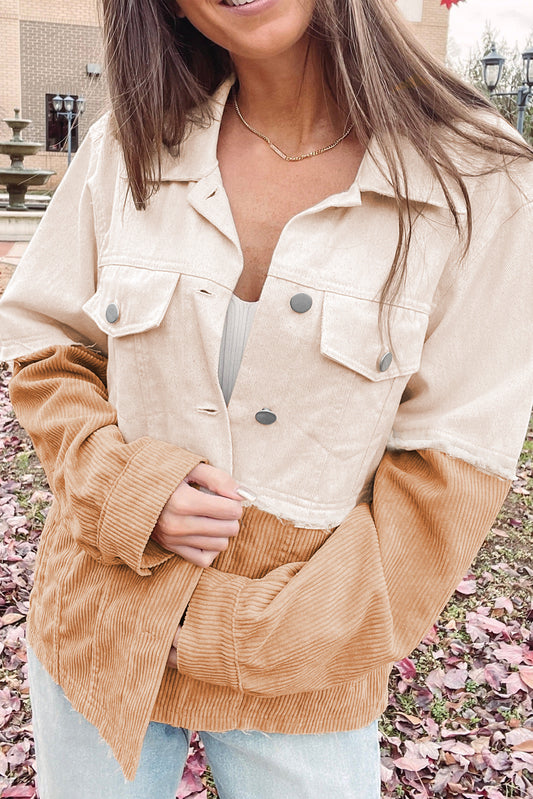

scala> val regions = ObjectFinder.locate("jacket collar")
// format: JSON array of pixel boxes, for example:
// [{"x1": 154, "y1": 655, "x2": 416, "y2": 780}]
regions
[{"x1": 159, "y1": 76, "x2": 467, "y2": 214}]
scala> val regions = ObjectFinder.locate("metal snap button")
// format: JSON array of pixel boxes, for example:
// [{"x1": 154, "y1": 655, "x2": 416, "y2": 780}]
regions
[
  {"x1": 290, "y1": 293, "x2": 313, "y2": 313},
  {"x1": 105, "y1": 303, "x2": 119, "y2": 324},
  {"x1": 379, "y1": 352, "x2": 393, "y2": 372},
  {"x1": 255, "y1": 408, "x2": 277, "y2": 425}
]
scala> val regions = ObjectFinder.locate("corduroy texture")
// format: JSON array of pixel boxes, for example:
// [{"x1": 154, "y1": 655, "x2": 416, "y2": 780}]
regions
[
  {"x1": 174, "y1": 449, "x2": 510, "y2": 695},
  {"x1": 9, "y1": 344, "x2": 510, "y2": 780}
]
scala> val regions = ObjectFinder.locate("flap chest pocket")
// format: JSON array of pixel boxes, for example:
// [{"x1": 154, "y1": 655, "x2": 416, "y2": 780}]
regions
[
  {"x1": 320, "y1": 293, "x2": 429, "y2": 381},
  {"x1": 82, "y1": 265, "x2": 180, "y2": 337}
]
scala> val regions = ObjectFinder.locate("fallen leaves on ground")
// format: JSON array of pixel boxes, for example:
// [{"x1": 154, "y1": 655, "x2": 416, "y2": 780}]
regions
[{"x1": 1, "y1": 365, "x2": 532, "y2": 798}]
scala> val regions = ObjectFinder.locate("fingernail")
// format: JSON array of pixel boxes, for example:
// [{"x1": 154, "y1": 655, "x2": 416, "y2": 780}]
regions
[{"x1": 236, "y1": 486, "x2": 257, "y2": 503}]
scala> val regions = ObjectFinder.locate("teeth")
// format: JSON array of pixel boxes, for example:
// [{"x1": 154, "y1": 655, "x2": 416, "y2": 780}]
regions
[{"x1": 226, "y1": 0, "x2": 257, "y2": 5}]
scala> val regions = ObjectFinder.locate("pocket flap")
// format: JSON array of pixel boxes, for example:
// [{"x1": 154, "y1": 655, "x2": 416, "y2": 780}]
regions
[
  {"x1": 82, "y1": 265, "x2": 180, "y2": 338},
  {"x1": 320, "y1": 293, "x2": 428, "y2": 381}
]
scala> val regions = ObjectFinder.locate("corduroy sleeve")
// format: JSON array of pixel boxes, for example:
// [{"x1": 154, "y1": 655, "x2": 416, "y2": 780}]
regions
[
  {"x1": 9, "y1": 344, "x2": 206, "y2": 575},
  {"x1": 176, "y1": 452, "x2": 509, "y2": 694}
]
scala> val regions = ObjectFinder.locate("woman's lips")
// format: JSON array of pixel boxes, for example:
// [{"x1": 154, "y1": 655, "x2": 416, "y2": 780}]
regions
[{"x1": 219, "y1": 0, "x2": 279, "y2": 15}]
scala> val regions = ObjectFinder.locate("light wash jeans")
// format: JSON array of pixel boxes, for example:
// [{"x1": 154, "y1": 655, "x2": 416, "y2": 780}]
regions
[{"x1": 27, "y1": 645, "x2": 381, "y2": 799}]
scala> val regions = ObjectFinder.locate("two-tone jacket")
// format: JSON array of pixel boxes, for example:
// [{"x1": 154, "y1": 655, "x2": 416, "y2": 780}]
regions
[{"x1": 1, "y1": 79, "x2": 532, "y2": 780}]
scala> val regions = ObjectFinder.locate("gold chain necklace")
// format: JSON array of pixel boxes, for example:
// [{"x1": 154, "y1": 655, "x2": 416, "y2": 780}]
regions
[{"x1": 233, "y1": 92, "x2": 354, "y2": 162}]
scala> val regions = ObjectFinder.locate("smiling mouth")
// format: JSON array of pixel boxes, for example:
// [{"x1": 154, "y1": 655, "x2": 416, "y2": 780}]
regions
[{"x1": 221, "y1": 0, "x2": 259, "y2": 6}]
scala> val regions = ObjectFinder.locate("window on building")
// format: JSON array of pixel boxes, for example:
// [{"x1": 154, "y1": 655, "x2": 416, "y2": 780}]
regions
[{"x1": 45, "y1": 94, "x2": 79, "y2": 153}]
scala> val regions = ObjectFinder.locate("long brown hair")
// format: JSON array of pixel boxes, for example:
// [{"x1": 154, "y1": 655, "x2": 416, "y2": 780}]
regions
[{"x1": 101, "y1": 0, "x2": 533, "y2": 307}]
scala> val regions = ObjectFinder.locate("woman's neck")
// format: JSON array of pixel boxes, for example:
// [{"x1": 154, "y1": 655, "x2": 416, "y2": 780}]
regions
[{"x1": 231, "y1": 38, "x2": 347, "y2": 152}]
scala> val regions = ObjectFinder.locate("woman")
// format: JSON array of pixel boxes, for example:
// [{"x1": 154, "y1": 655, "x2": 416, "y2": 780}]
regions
[{"x1": 1, "y1": 0, "x2": 532, "y2": 796}]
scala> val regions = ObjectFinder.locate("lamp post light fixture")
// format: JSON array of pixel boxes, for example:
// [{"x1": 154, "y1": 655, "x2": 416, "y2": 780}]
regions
[
  {"x1": 523, "y1": 46, "x2": 533, "y2": 90},
  {"x1": 481, "y1": 43, "x2": 505, "y2": 93},
  {"x1": 481, "y1": 43, "x2": 533, "y2": 136},
  {"x1": 52, "y1": 94, "x2": 85, "y2": 165}
]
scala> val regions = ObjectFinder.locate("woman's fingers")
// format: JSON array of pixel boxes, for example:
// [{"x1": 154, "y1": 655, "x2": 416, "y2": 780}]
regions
[
  {"x1": 150, "y1": 463, "x2": 257, "y2": 566},
  {"x1": 172, "y1": 482, "x2": 243, "y2": 521},
  {"x1": 185, "y1": 462, "x2": 252, "y2": 502},
  {"x1": 158, "y1": 532, "x2": 232, "y2": 553},
  {"x1": 170, "y1": 534, "x2": 232, "y2": 551},
  {"x1": 173, "y1": 516, "x2": 240, "y2": 537},
  {"x1": 167, "y1": 648, "x2": 177, "y2": 670},
  {"x1": 172, "y1": 545, "x2": 220, "y2": 569},
  {"x1": 152, "y1": 517, "x2": 238, "y2": 553},
  {"x1": 156, "y1": 515, "x2": 239, "y2": 539}
]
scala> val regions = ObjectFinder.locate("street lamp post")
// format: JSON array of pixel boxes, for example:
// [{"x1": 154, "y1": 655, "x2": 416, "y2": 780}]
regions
[
  {"x1": 481, "y1": 44, "x2": 533, "y2": 136},
  {"x1": 52, "y1": 95, "x2": 86, "y2": 165}
]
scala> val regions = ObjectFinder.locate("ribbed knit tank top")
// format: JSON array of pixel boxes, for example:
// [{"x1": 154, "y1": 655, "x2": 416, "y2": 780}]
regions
[{"x1": 218, "y1": 294, "x2": 259, "y2": 405}]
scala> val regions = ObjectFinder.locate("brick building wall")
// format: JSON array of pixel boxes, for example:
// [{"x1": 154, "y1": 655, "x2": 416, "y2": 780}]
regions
[
  {"x1": 18, "y1": 21, "x2": 107, "y2": 185},
  {"x1": 416, "y1": 0, "x2": 450, "y2": 62},
  {"x1": 397, "y1": 0, "x2": 449, "y2": 61},
  {"x1": 0, "y1": 1, "x2": 23, "y2": 120},
  {"x1": 0, "y1": 0, "x2": 106, "y2": 188}
]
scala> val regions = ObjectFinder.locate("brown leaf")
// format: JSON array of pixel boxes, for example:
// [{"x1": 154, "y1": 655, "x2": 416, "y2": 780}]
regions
[
  {"x1": 447, "y1": 783, "x2": 465, "y2": 794},
  {"x1": 512, "y1": 740, "x2": 533, "y2": 752},
  {"x1": 397, "y1": 712, "x2": 423, "y2": 726},
  {"x1": 0, "y1": 613, "x2": 24, "y2": 627}
]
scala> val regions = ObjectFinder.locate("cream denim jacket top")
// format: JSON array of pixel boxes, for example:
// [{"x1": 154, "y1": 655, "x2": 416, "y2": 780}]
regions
[{"x1": 1, "y1": 79, "x2": 532, "y2": 528}]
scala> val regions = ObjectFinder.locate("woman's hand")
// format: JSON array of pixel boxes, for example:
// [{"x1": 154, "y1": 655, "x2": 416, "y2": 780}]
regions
[
  {"x1": 151, "y1": 462, "x2": 249, "y2": 568},
  {"x1": 167, "y1": 626, "x2": 181, "y2": 670}
]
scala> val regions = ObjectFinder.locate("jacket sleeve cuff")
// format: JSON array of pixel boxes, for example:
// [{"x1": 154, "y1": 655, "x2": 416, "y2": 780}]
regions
[
  {"x1": 97, "y1": 441, "x2": 207, "y2": 575},
  {"x1": 176, "y1": 567, "x2": 247, "y2": 689}
]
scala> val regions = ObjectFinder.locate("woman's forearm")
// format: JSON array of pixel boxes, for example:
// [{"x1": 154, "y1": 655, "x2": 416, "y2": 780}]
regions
[{"x1": 10, "y1": 344, "x2": 207, "y2": 575}]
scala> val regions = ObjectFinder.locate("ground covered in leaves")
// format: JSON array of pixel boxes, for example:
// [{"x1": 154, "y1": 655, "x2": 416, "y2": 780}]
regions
[{"x1": 1, "y1": 363, "x2": 532, "y2": 799}]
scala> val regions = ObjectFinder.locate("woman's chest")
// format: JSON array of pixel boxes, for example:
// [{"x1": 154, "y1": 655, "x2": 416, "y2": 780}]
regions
[{"x1": 218, "y1": 139, "x2": 363, "y2": 302}]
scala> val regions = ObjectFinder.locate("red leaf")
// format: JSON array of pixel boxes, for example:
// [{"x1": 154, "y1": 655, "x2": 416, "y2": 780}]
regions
[
  {"x1": 396, "y1": 657, "x2": 417, "y2": 680},
  {"x1": 394, "y1": 755, "x2": 429, "y2": 772},
  {"x1": 518, "y1": 665, "x2": 533, "y2": 688},
  {"x1": 456, "y1": 578, "x2": 476, "y2": 595},
  {"x1": 482, "y1": 750, "x2": 511, "y2": 771},
  {"x1": 506, "y1": 728, "x2": 533, "y2": 747},
  {"x1": 484, "y1": 662, "x2": 508, "y2": 690},
  {"x1": 505, "y1": 671, "x2": 528, "y2": 695},
  {"x1": 493, "y1": 596, "x2": 513, "y2": 613},
  {"x1": 443, "y1": 668, "x2": 468, "y2": 690},
  {"x1": 425, "y1": 667, "x2": 446, "y2": 693},
  {"x1": 486, "y1": 790, "x2": 507, "y2": 799},
  {"x1": 493, "y1": 643, "x2": 527, "y2": 665},
  {"x1": 177, "y1": 770, "x2": 204, "y2": 799},
  {"x1": 466, "y1": 611, "x2": 510, "y2": 638}
]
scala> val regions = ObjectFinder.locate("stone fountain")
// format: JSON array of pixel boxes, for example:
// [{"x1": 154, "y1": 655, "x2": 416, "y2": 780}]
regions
[{"x1": 0, "y1": 109, "x2": 54, "y2": 211}]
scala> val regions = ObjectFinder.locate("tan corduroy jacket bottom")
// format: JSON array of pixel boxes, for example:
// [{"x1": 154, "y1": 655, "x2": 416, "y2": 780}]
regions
[
  {"x1": 151, "y1": 506, "x2": 392, "y2": 734},
  {"x1": 11, "y1": 346, "x2": 510, "y2": 780}
]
